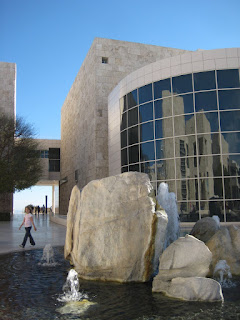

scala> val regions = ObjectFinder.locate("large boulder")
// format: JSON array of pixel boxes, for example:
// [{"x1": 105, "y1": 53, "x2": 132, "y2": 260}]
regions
[
  {"x1": 152, "y1": 235, "x2": 212, "y2": 282},
  {"x1": 190, "y1": 216, "x2": 220, "y2": 243},
  {"x1": 64, "y1": 172, "x2": 168, "y2": 282},
  {"x1": 153, "y1": 277, "x2": 223, "y2": 302},
  {"x1": 206, "y1": 225, "x2": 240, "y2": 276}
]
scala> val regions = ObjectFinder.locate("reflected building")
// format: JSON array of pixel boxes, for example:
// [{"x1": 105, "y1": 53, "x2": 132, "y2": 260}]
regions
[{"x1": 108, "y1": 47, "x2": 240, "y2": 223}]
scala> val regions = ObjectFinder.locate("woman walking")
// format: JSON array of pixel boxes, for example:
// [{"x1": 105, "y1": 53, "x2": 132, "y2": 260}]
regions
[{"x1": 19, "y1": 205, "x2": 37, "y2": 248}]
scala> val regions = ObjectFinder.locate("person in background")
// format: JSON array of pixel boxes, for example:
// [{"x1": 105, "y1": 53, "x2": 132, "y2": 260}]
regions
[{"x1": 19, "y1": 205, "x2": 37, "y2": 248}]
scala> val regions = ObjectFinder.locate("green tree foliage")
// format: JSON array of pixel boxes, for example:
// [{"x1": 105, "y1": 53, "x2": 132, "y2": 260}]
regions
[{"x1": 0, "y1": 114, "x2": 42, "y2": 193}]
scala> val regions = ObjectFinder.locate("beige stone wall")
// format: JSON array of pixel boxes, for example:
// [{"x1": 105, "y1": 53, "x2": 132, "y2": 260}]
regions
[
  {"x1": 0, "y1": 62, "x2": 16, "y2": 217},
  {"x1": 0, "y1": 62, "x2": 16, "y2": 118},
  {"x1": 60, "y1": 38, "x2": 187, "y2": 214}
]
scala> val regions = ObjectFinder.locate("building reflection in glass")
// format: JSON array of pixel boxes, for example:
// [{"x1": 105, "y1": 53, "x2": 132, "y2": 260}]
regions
[{"x1": 120, "y1": 69, "x2": 240, "y2": 222}]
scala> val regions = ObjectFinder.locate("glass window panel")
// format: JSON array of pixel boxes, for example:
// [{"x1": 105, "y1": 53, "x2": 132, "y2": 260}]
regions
[
  {"x1": 221, "y1": 132, "x2": 240, "y2": 153},
  {"x1": 121, "y1": 166, "x2": 128, "y2": 173},
  {"x1": 197, "y1": 135, "x2": 222, "y2": 159},
  {"x1": 195, "y1": 91, "x2": 217, "y2": 112},
  {"x1": 141, "y1": 161, "x2": 155, "y2": 181},
  {"x1": 220, "y1": 110, "x2": 240, "y2": 132},
  {"x1": 128, "y1": 125, "x2": 139, "y2": 145},
  {"x1": 121, "y1": 148, "x2": 128, "y2": 166},
  {"x1": 176, "y1": 157, "x2": 196, "y2": 179},
  {"x1": 139, "y1": 84, "x2": 153, "y2": 104},
  {"x1": 127, "y1": 89, "x2": 138, "y2": 109},
  {"x1": 123, "y1": 95, "x2": 127, "y2": 112},
  {"x1": 121, "y1": 112, "x2": 127, "y2": 131},
  {"x1": 173, "y1": 93, "x2": 194, "y2": 115},
  {"x1": 139, "y1": 102, "x2": 153, "y2": 123},
  {"x1": 128, "y1": 107, "x2": 138, "y2": 127},
  {"x1": 156, "y1": 138, "x2": 174, "y2": 159},
  {"x1": 203, "y1": 200, "x2": 224, "y2": 221},
  {"x1": 194, "y1": 71, "x2": 216, "y2": 91},
  {"x1": 156, "y1": 159, "x2": 175, "y2": 180},
  {"x1": 198, "y1": 155, "x2": 222, "y2": 177},
  {"x1": 172, "y1": 74, "x2": 192, "y2": 94},
  {"x1": 196, "y1": 112, "x2": 219, "y2": 133},
  {"x1": 217, "y1": 69, "x2": 240, "y2": 89},
  {"x1": 128, "y1": 145, "x2": 139, "y2": 164},
  {"x1": 129, "y1": 163, "x2": 140, "y2": 172},
  {"x1": 174, "y1": 114, "x2": 195, "y2": 136},
  {"x1": 218, "y1": 89, "x2": 240, "y2": 110},
  {"x1": 140, "y1": 141, "x2": 155, "y2": 161},
  {"x1": 200, "y1": 178, "x2": 223, "y2": 200},
  {"x1": 179, "y1": 201, "x2": 199, "y2": 222},
  {"x1": 223, "y1": 155, "x2": 240, "y2": 176},
  {"x1": 121, "y1": 130, "x2": 127, "y2": 148},
  {"x1": 175, "y1": 136, "x2": 197, "y2": 158},
  {"x1": 154, "y1": 78, "x2": 171, "y2": 99},
  {"x1": 155, "y1": 118, "x2": 173, "y2": 139},
  {"x1": 154, "y1": 98, "x2": 172, "y2": 119},
  {"x1": 49, "y1": 148, "x2": 60, "y2": 159},
  {"x1": 225, "y1": 200, "x2": 240, "y2": 222},
  {"x1": 177, "y1": 179, "x2": 198, "y2": 201},
  {"x1": 140, "y1": 122, "x2": 154, "y2": 142},
  {"x1": 224, "y1": 177, "x2": 240, "y2": 199},
  {"x1": 49, "y1": 160, "x2": 60, "y2": 172}
]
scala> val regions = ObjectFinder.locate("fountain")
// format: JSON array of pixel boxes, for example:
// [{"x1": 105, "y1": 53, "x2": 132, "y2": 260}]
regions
[
  {"x1": 213, "y1": 260, "x2": 236, "y2": 288},
  {"x1": 38, "y1": 244, "x2": 57, "y2": 266},
  {"x1": 157, "y1": 182, "x2": 180, "y2": 248},
  {"x1": 56, "y1": 268, "x2": 96, "y2": 316},
  {"x1": 0, "y1": 174, "x2": 240, "y2": 319}
]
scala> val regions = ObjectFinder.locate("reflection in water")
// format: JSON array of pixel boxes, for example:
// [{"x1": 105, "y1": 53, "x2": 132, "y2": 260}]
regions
[{"x1": 0, "y1": 248, "x2": 240, "y2": 319}]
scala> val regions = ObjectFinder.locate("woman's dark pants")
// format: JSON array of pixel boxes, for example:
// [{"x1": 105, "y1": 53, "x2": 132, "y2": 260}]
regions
[{"x1": 22, "y1": 227, "x2": 35, "y2": 247}]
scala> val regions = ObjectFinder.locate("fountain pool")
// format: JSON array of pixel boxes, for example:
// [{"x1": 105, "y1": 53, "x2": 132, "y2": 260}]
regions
[{"x1": 0, "y1": 246, "x2": 240, "y2": 320}]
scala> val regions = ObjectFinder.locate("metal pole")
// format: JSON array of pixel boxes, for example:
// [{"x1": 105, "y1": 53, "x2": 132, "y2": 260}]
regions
[{"x1": 45, "y1": 195, "x2": 48, "y2": 214}]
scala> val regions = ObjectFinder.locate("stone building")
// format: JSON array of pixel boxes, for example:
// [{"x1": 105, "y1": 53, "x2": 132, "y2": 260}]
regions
[
  {"x1": 0, "y1": 62, "x2": 16, "y2": 218},
  {"x1": 60, "y1": 38, "x2": 187, "y2": 214}
]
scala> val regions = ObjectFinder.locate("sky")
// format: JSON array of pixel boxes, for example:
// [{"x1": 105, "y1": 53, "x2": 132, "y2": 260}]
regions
[{"x1": 1, "y1": 0, "x2": 240, "y2": 211}]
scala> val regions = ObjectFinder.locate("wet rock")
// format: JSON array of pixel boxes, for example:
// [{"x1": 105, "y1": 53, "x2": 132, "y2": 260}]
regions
[
  {"x1": 206, "y1": 225, "x2": 240, "y2": 276},
  {"x1": 153, "y1": 277, "x2": 223, "y2": 301},
  {"x1": 190, "y1": 216, "x2": 220, "y2": 243},
  {"x1": 64, "y1": 172, "x2": 168, "y2": 282},
  {"x1": 153, "y1": 235, "x2": 212, "y2": 282}
]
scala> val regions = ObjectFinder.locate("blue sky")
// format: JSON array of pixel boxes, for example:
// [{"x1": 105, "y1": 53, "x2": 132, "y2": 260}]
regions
[{"x1": 1, "y1": 0, "x2": 240, "y2": 210}]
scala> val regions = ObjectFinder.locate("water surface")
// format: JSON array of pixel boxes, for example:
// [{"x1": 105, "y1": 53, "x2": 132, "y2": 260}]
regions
[{"x1": 0, "y1": 247, "x2": 239, "y2": 320}]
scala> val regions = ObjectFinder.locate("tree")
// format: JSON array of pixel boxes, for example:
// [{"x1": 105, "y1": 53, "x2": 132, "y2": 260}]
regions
[{"x1": 0, "y1": 113, "x2": 42, "y2": 193}]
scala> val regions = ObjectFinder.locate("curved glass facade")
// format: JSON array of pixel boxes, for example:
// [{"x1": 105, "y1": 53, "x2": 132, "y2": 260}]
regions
[{"x1": 120, "y1": 69, "x2": 240, "y2": 222}]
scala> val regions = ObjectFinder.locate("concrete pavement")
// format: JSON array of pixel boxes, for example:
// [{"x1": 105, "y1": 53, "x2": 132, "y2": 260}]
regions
[{"x1": 0, "y1": 213, "x2": 67, "y2": 255}]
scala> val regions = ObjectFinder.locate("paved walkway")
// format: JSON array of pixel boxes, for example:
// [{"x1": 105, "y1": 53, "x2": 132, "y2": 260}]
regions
[{"x1": 0, "y1": 213, "x2": 66, "y2": 255}]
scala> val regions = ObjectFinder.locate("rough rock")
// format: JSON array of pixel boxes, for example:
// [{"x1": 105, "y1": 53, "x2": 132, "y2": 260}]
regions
[
  {"x1": 190, "y1": 216, "x2": 220, "y2": 243},
  {"x1": 206, "y1": 225, "x2": 240, "y2": 276},
  {"x1": 152, "y1": 235, "x2": 212, "y2": 282},
  {"x1": 152, "y1": 277, "x2": 223, "y2": 301},
  {"x1": 64, "y1": 172, "x2": 168, "y2": 282}
]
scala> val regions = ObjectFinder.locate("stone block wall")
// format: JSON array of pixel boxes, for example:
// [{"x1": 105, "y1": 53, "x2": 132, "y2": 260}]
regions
[
  {"x1": 0, "y1": 62, "x2": 16, "y2": 117},
  {"x1": 60, "y1": 38, "x2": 187, "y2": 214},
  {"x1": 0, "y1": 62, "x2": 16, "y2": 219}
]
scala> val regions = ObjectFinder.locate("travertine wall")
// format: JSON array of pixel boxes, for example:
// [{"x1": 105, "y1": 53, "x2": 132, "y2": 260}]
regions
[
  {"x1": 0, "y1": 62, "x2": 16, "y2": 118},
  {"x1": 0, "y1": 62, "x2": 16, "y2": 218},
  {"x1": 60, "y1": 38, "x2": 187, "y2": 214}
]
